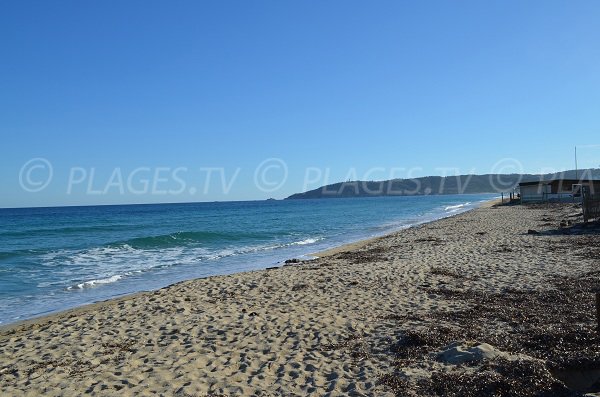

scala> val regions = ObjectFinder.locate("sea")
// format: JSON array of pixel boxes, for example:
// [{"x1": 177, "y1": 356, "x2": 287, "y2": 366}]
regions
[{"x1": 0, "y1": 194, "x2": 496, "y2": 325}]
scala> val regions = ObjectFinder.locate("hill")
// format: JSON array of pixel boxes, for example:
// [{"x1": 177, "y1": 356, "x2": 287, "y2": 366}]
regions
[{"x1": 285, "y1": 169, "x2": 600, "y2": 199}]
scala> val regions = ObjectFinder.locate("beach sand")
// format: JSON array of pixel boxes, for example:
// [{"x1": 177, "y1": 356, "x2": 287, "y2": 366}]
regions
[{"x1": 1, "y1": 201, "x2": 599, "y2": 396}]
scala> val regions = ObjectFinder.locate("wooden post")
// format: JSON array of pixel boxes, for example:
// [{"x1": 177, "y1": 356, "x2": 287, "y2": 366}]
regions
[
  {"x1": 501, "y1": 192, "x2": 504, "y2": 203},
  {"x1": 596, "y1": 292, "x2": 600, "y2": 331}
]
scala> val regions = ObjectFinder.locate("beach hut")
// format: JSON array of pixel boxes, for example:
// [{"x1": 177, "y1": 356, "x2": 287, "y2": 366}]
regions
[{"x1": 518, "y1": 178, "x2": 600, "y2": 203}]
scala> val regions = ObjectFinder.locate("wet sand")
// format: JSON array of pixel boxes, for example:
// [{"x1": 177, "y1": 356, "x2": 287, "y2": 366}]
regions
[{"x1": 1, "y1": 201, "x2": 598, "y2": 396}]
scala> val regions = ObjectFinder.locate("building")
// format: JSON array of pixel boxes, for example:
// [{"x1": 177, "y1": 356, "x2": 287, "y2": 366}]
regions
[{"x1": 519, "y1": 178, "x2": 600, "y2": 203}]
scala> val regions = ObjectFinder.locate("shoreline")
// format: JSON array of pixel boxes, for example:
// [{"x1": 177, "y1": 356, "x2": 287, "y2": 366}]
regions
[
  {"x1": 8, "y1": 197, "x2": 582, "y2": 396},
  {"x1": 312, "y1": 197, "x2": 502, "y2": 258},
  {"x1": 1, "y1": 197, "x2": 498, "y2": 331}
]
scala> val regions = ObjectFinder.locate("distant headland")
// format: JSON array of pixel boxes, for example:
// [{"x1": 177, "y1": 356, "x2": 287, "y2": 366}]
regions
[{"x1": 285, "y1": 169, "x2": 600, "y2": 199}]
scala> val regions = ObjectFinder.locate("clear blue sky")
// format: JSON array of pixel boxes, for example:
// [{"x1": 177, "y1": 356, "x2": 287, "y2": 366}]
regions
[{"x1": 1, "y1": 1, "x2": 599, "y2": 207}]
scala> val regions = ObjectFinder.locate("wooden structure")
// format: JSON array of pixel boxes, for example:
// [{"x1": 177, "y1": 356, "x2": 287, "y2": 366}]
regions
[{"x1": 583, "y1": 190, "x2": 600, "y2": 222}]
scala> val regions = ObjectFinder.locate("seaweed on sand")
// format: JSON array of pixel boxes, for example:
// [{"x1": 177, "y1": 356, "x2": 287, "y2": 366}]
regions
[
  {"x1": 380, "y1": 270, "x2": 600, "y2": 396},
  {"x1": 335, "y1": 246, "x2": 388, "y2": 264}
]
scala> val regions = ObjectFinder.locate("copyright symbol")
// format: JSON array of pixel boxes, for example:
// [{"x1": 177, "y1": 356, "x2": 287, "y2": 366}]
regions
[
  {"x1": 254, "y1": 158, "x2": 288, "y2": 193},
  {"x1": 19, "y1": 158, "x2": 53, "y2": 192},
  {"x1": 489, "y1": 158, "x2": 524, "y2": 191}
]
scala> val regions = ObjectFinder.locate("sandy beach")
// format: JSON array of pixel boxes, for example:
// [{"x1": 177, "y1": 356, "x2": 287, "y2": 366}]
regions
[{"x1": 2, "y1": 201, "x2": 599, "y2": 396}]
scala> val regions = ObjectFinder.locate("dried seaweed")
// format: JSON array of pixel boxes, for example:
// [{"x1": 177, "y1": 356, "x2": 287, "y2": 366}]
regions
[
  {"x1": 421, "y1": 275, "x2": 600, "y2": 365},
  {"x1": 322, "y1": 334, "x2": 370, "y2": 361},
  {"x1": 381, "y1": 269, "x2": 600, "y2": 396},
  {"x1": 390, "y1": 326, "x2": 461, "y2": 361},
  {"x1": 335, "y1": 247, "x2": 388, "y2": 264},
  {"x1": 415, "y1": 237, "x2": 445, "y2": 246},
  {"x1": 421, "y1": 359, "x2": 572, "y2": 397}
]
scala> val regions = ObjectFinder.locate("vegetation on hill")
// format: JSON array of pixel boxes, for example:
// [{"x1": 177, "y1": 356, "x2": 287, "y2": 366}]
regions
[{"x1": 286, "y1": 169, "x2": 600, "y2": 199}]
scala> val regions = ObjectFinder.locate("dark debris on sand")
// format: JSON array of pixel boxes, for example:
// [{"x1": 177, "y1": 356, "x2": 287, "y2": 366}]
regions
[
  {"x1": 378, "y1": 268, "x2": 600, "y2": 397},
  {"x1": 334, "y1": 246, "x2": 388, "y2": 264},
  {"x1": 418, "y1": 359, "x2": 571, "y2": 397},
  {"x1": 379, "y1": 358, "x2": 572, "y2": 397}
]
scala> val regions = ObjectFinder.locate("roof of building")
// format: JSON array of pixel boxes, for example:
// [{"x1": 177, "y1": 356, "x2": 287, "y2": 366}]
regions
[{"x1": 519, "y1": 178, "x2": 600, "y2": 187}]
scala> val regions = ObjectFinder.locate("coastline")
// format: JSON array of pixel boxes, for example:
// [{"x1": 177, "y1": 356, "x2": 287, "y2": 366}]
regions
[
  {"x1": 0, "y1": 196, "x2": 496, "y2": 329},
  {"x1": 4, "y1": 198, "x2": 594, "y2": 395},
  {"x1": 312, "y1": 197, "x2": 502, "y2": 258}
]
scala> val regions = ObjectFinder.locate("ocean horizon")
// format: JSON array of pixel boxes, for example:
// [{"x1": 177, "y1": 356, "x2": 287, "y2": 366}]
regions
[{"x1": 0, "y1": 193, "x2": 496, "y2": 325}]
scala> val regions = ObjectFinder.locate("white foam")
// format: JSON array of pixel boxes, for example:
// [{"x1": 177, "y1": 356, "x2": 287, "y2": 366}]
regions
[
  {"x1": 70, "y1": 274, "x2": 123, "y2": 290},
  {"x1": 226, "y1": 237, "x2": 324, "y2": 255},
  {"x1": 56, "y1": 237, "x2": 326, "y2": 292},
  {"x1": 290, "y1": 237, "x2": 320, "y2": 245},
  {"x1": 444, "y1": 202, "x2": 471, "y2": 212}
]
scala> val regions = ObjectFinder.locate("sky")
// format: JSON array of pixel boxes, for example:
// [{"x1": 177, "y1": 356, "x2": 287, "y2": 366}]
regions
[{"x1": 1, "y1": 0, "x2": 600, "y2": 207}]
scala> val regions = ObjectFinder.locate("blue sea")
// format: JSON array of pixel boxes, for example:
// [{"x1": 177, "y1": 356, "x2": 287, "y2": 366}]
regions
[{"x1": 0, "y1": 194, "x2": 496, "y2": 325}]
